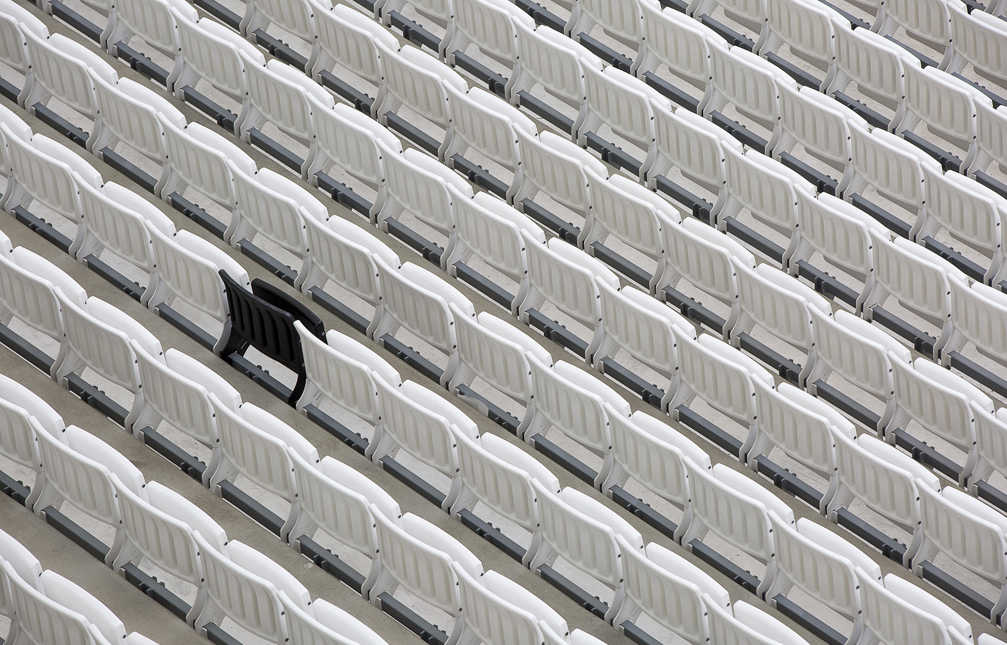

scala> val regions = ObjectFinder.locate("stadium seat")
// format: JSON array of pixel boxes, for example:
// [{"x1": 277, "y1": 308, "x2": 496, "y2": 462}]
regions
[
  {"x1": 689, "y1": 0, "x2": 767, "y2": 44},
  {"x1": 448, "y1": 307, "x2": 552, "y2": 404},
  {"x1": 239, "y1": 0, "x2": 319, "y2": 56},
  {"x1": 33, "y1": 425, "x2": 145, "y2": 565},
  {"x1": 857, "y1": 570, "x2": 973, "y2": 645},
  {"x1": 22, "y1": 31, "x2": 116, "y2": 124},
  {"x1": 829, "y1": 433, "x2": 940, "y2": 565},
  {"x1": 946, "y1": 279, "x2": 1007, "y2": 372},
  {"x1": 0, "y1": 0, "x2": 47, "y2": 102},
  {"x1": 523, "y1": 359, "x2": 631, "y2": 484},
  {"x1": 529, "y1": 482, "x2": 643, "y2": 622},
  {"x1": 566, "y1": 0, "x2": 644, "y2": 60},
  {"x1": 902, "y1": 63, "x2": 987, "y2": 166},
  {"x1": 828, "y1": 26, "x2": 916, "y2": 131},
  {"x1": 707, "y1": 599, "x2": 809, "y2": 645},
  {"x1": 0, "y1": 105, "x2": 31, "y2": 190},
  {"x1": 948, "y1": 3, "x2": 1007, "y2": 106},
  {"x1": 972, "y1": 406, "x2": 1007, "y2": 495},
  {"x1": 447, "y1": 0, "x2": 534, "y2": 69},
  {"x1": 0, "y1": 528, "x2": 42, "y2": 618},
  {"x1": 681, "y1": 462, "x2": 794, "y2": 594},
  {"x1": 230, "y1": 166, "x2": 327, "y2": 256},
  {"x1": 106, "y1": 0, "x2": 196, "y2": 62},
  {"x1": 670, "y1": 332, "x2": 773, "y2": 458},
  {"x1": 452, "y1": 432, "x2": 559, "y2": 564},
  {"x1": 372, "y1": 379, "x2": 479, "y2": 509},
  {"x1": 0, "y1": 375, "x2": 64, "y2": 507},
  {"x1": 453, "y1": 565, "x2": 569, "y2": 645},
  {"x1": 636, "y1": 4, "x2": 720, "y2": 112},
  {"x1": 761, "y1": 0, "x2": 847, "y2": 89},
  {"x1": 747, "y1": 380, "x2": 855, "y2": 510},
  {"x1": 875, "y1": 0, "x2": 953, "y2": 68},
  {"x1": 285, "y1": 596, "x2": 389, "y2": 645}
]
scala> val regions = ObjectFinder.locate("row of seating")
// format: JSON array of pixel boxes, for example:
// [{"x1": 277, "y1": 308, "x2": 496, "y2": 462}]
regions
[
  {"x1": 2, "y1": 232, "x2": 995, "y2": 645},
  {"x1": 0, "y1": 529, "x2": 157, "y2": 644}
]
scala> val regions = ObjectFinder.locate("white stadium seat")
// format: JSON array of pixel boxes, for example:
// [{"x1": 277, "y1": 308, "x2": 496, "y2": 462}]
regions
[
  {"x1": 286, "y1": 597, "x2": 389, "y2": 645},
  {"x1": 829, "y1": 26, "x2": 916, "y2": 130},
  {"x1": 449, "y1": 307, "x2": 552, "y2": 404},
  {"x1": 707, "y1": 600, "x2": 809, "y2": 645},
  {"x1": 448, "y1": 0, "x2": 534, "y2": 68},
  {"x1": 75, "y1": 181, "x2": 174, "y2": 273},
  {"x1": 948, "y1": 3, "x2": 1007, "y2": 104},
  {"x1": 297, "y1": 323, "x2": 402, "y2": 424},
  {"x1": 0, "y1": 375, "x2": 63, "y2": 507},
  {"x1": 22, "y1": 31, "x2": 116, "y2": 122},
  {"x1": 530, "y1": 482, "x2": 643, "y2": 622},
  {"x1": 636, "y1": 2, "x2": 720, "y2": 110},
  {"x1": 372, "y1": 379, "x2": 479, "y2": 508},
  {"x1": 230, "y1": 167, "x2": 328, "y2": 254},
  {"x1": 762, "y1": 0, "x2": 847, "y2": 88},
  {"x1": 443, "y1": 85, "x2": 536, "y2": 182},
  {"x1": 747, "y1": 381, "x2": 855, "y2": 510},
  {"x1": 613, "y1": 536, "x2": 730, "y2": 643},
  {"x1": 578, "y1": 66, "x2": 661, "y2": 177},
  {"x1": 454, "y1": 565, "x2": 568, "y2": 645},
  {"x1": 875, "y1": 0, "x2": 953, "y2": 67},
  {"x1": 0, "y1": 105, "x2": 31, "y2": 187},
  {"x1": 0, "y1": 0, "x2": 47, "y2": 101},
  {"x1": 523, "y1": 359, "x2": 631, "y2": 484},
  {"x1": 829, "y1": 434, "x2": 940, "y2": 565},
  {"x1": 946, "y1": 280, "x2": 1007, "y2": 370},
  {"x1": 858, "y1": 571, "x2": 973, "y2": 645},
  {"x1": 916, "y1": 485, "x2": 1007, "y2": 619},
  {"x1": 568, "y1": 0, "x2": 644, "y2": 53},
  {"x1": 891, "y1": 358, "x2": 993, "y2": 483},
  {"x1": 705, "y1": 44, "x2": 796, "y2": 146},
  {"x1": 511, "y1": 21, "x2": 603, "y2": 119},
  {"x1": 452, "y1": 432, "x2": 559, "y2": 563},
  {"x1": 239, "y1": 0, "x2": 318, "y2": 45},
  {"x1": 765, "y1": 516, "x2": 882, "y2": 635},
  {"x1": 108, "y1": 0, "x2": 197, "y2": 59},
  {"x1": 378, "y1": 44, "x2": 467, "y2": 149},
  {"x1": 690, "y1": 0, "x2": 767, "y2": 38},
  {"x1": 681, "y1": 462, "x2": 794, "y2": 593},
  {"x1": 670, "y1": 332, "x2": 773, "y2": 457},
  {"x1": 0, "y1": 528, "x2": 42, "y2": 618},
  {"x1": 903, "y1": 63, "x2": 987, "y2": 166},
  {"x1": 973, "y1": 406, "x2": 1007, "y2": 494},
  {"x1": 806, "y1": 309, "x2": 912, "y2": 430},
  {"x1": 33, "y1": 425, "x2": 145, "y2": 565}
]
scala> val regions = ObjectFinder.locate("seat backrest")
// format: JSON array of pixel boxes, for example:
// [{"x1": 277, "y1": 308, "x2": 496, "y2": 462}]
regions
[
  {"x1": 903, "y1": 63, "x2": 983, "y2": 151},
  {"x1": 0, "y1": 246, "x2": 85, "y2": 340},
  {"x1": 514, "y1": 21, "x2": 602, "y2": 105},
  {"x1": 245, "y1": 57, "x2": 333, "y2": 142},
  {"x1": 582, "y1": 65, "x2": 658, "y2": 147},
  {"x1": 653, "y1": 103, "x2": 741, "y2": 194},
  {"x1": 0, "y1": 395, "x2": 41, "y2": 470},
  {"x1": 620, "y1": 537, "x2": 730, "y2": 642},
  {"x1": 78, "y1": 181, "x2": 170, "y2": 272},
  {"x1": 451, "y1": 307, "x2": 550, "y2": 402},
  {"x1": 175, "y1": 16, "x2": 264, "y2": 97},
  {"x1": 24, "y1": 31, "x2": 116, "y2": 117},
  {"x1": 892, "y1": 358, "x2": 991, "y2": 451},
  {"x1": 975, "y1": 406, "x2": 1007, "y2": 482},
  {"x1": 289, "y1": 451, "x2": 399, "y2": 557},
  {"x1": 315, "y1": 4, "x2": 399, "y2": 84},
  {"x1": 0, "y1": 529, "x2": 42, "y2": 618},
  {"x1": 373, "y1": 510, "x2": 481, "y2": 615},
  {"x1": 313, "y1": 99, "x2": 402, "y2": 188},
  {"x1": 610, "y1": 410, "x2": 710, "y2": 508},
  {"x1": 882, "y1": 0, "x2": 951, "y2": 47},
  {"x1": 709, "y1": 44, "x2": 795, "y2": 128},
  {"x1": 766, "y1": 0, "x2": 846, "y2": 69},
  {"x1": 858, "y1": 571, "x2": 972, "y2": 645},
  {"x1": 849, "y1": 124, "x2": 941, "y2": 213},
  {"x1": 162, "y1": 120, "x2": 256, "y2": 207},
  {"x1": 597, "y1": 281, "x2": 692, "y2": 376},
  {"x1": 0, "y1": 105, "x2": 31, "y2": 171},
  {"x1": 234, "y1": 167, "x2": 326, "y2": 254},
  {"x1": 454, "y1": 565, "x2": 550, "y2": 645},
  {"x1": 725, "y1": 147, "x2": 812, "y2": 231},
  {"x1": 771, "y1": 515, "x2": 881, "y2": 618},
  {"x1": 516, "y1": 129, "x2": 607, "y2": 213},
  {"x1": 675, "y1": 332, "x2": 772, "y2": 425},
  {"x1": 810, "y1": 309, "x2": 911, "y2": 399},
  {"x1": 833, "y1": 26, "x2": 914, "y2": 112},
  {"x1": 381, "y1": 44, "x2": 466, "y2": 127},
  {"x1": 297, "y1": 322, "x2": 400, "y2": 422},
  {"x1": 707, "y1": 600, "x2": 810, "y2": 645},
  {"x1": 924, "y1": 166, "x2": 1006, "y2": 256},
  {"x1": 116, "y1": 0, "x2": 196, "y2": 54},
  {"x1": 7, "y1": 131, "x2": 102, "y2": 219},
  {"x1": 528, "y1": 359, "x2": 630, "y2": 453},
  {"x1": 919, "y1": 485, "x2": 1007, "y2": 582},
  {"x1": 589, "y1": 173, "x2": 679, "y2": 260},
  {"x1": 949, "y1": 280, "x2": 1007, "y2": 364},
  {"x1": 796, "y1": 191, "x2": 887, "y2": 280},
  {"x1": 663, "y1": 217, "x2": 754, "y2": 305},
  {"x1": 686, "y1": 462, "x2": 794, "y2": 561},
  {"x1": 446, "y1": 85, "x2": 535, "y2": 170},
  {"x1": 734, "y1": 261, "x2": 829, "y2": 350},
  {"x1": 452, "y1": 192, "x2": 543, "y2": 283},
  {"x1": 383, "y1": 147, "x2": 472, "y2": 235},
  {"x1": 640, "y1": 3, "x2": 718, "y2": 89},
  {"x1": 0, "y1": 0, "x2": 47, "y2": 73},
  {"x1": 778, "y1": 84, "x2": 866, "y2": 172},
  {"x1": 533, "y1": 482, "x2": 643, "y2": 587},
  {"x1": 301, "y1": 213, "x2": 399, "y2": 306},
  {"x1": 950, "y1": 3, "x2": 1007, "y2": 90},
  {"x1": 92, "y1": 76, "x2": 186, "y2": 162},
  {"x1": 3, "y1": 562, "x2": 100, "y2": 645},
  {"x1": 0, "y1": 373, "x2": 64, "y2": 436},
  {"x1": 524, "y1": 234, "x2": 618, "y2": 328},
  {"x1": 578, "y1": 0, "x2": 643, "y2": 41},
  {"x1": 249, "y1": 0, "x2": 316, "y2": 40},
  {"x1": 870, "y1": 232, "x2": 965, "y2": 324},
  {"x1": 453, "y1": 0, "x2": 534, "y2": 63},
  {"x1": 456, "y1": 432, "x2": 558, "y2": 531},
  {"x1": 834, "y1": 433, "x2": 939, "y2": 529},
  {"x1": 379, "y1": 262, "x2": 474, "y2": 354}
]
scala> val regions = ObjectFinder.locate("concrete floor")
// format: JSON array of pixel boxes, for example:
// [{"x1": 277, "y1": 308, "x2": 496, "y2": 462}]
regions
[{"x1": 0, "y1": 2, "x2": 1003, "y2": 643}]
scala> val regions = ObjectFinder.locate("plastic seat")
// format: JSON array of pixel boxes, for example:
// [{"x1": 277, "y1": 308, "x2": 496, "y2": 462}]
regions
[
  {"x1": 172, "y1": 15, "x2": 265, "y2": 128},
  {"x1": 681, "y1": 462, "x2": 793, "y2": 594},
  {"x1": 721, "y1": 146, "x2": 815, "y2": 262},
  {"x1": 512, "y1": 129, "x2": 608, "y2": 237},
  {"x1": 146, "y1": 227, "x2": 251, "y2": 347},
  {"x1": 731, "y1": 261, "x2": 830, "y2": 374},
  {"x1": 230, "y1": 167, "x2": 328, "y2": 255},
  {"x1": 567, "y1": 0, "x2": 644, "y2": 57},
  {"x1": 921, "y1": 167, "x2": 1007, "y2": 285},
  {"x1": 0, "y1": 528, "x2": 42, "y2": 619},
  {"x1": 857, "y1": 571, "x2": 973, "y2": 645},
  {"x1": 306, "y1": 99, "x2": 402, "y2": 215},
  {"x1": 636, "y1": 4, "x2": 721, "y2": 111},
  {"x1": 285, "y1": 596, "x2": 389, "y2": 645},
  {"x1": 113, "y1": 479, "x2": 227, "y2": 625},
  {"x1": 89, "y1": 76, "x2": 187, "y2": 188},
  {"x1": 454, "y1": 565, "x2": 570, "y2": 645},
  {"x1": 296, "y1": 323, "x2": 402, "y2": 424},
  {"x1": 194, "y1": 536, "x2": 312, "y2": 642},
  {"x1": 902, "y1": 64, "x2": 987, "y2": 166},
  {"x1": 829, "y1": 433, "x2": 940, "y2": 565},
  {"x1": 594, "y1": 282, "x2": 693, "y2": 409},
  {"x1": 372, "y1": 379, "x2": 478, "y2": 508},
  {"x1": 379, "y1": 147, "x2": 474, "y2": 263},
  {"x1": 875, "y1": 0, "x2": 953, "y2": 68},
  {"x1": 297, "y1": 214, "x2": 400, "y2": 333},
  {"x1": 806, "y1": 308, "x2": 912, "y2": 430},
  {"x1": 107, "y1": 0, "x2": 197, "y2": 60},
  {"x1": 444, "y1": 193, "x2": 544, "y2": 311},
  {"x1": 0, "y1": 246, "x2": 87, "y2": 377},
  {"x1": 891, "y1": 358, "x2": 993, "y2": 484},
  {"x1": 5, "y1": 131, "x2": 103, "y2": 255},
  {"x1": 945, "y1": 280, "x2": 1007, "y2": 371},
  {"x1": 670, "y1": 332, "x2": 773, "y2": 457},
  {"x1": 520, "y1": 233, "x2": 619, "y2": 355},
  {"x1": 761, "y1": 0, "x2": 847, "y2": 88},
  {"x1": 443, "y1": 85, "x2": 536, "y2": 183},
  {"x1": 22, "y1": 31, "x2": 116, "y2": 123},
  {"x1": 948, "y1": 4, "x2": 1007, "y2": 106},
  {"x1": 972, "y1": 406, "x2": 1007, "y2": 495},
  {"x1": 690, "y1": 0, "x2": 767, "y2": 37},
  {"x1": 0, "y1": 105, "x2": 32, "y2": 185},
  {"x1": 523, "y1": 359, "x2": 630, "y2": 485},
  {"x1": 447, "y1": 0, "x2": 534, "y2": 68},
  {"x1": 310, "y1": 4, "x2": 400, "y2": 113},
  {"x1": 583, "y1": 173, "x2": 681, "y2": 291},
  {"x1": 369, "y1": 510, "x2": 483, "y2": 641},
  {"x1": 707, "y1": 600, "x2": 809, "y2": 645},
  {"x1": 75, "y1": 181, "x2": 174, "y2": 274},
  {"x1": 0, "y1": 375, "x2": 64, "y2": 508},
  {"x1": 747, "y1": 381, "x2": 855, "y2": 510},
  {"x1": 452, "y1": 432, "x2": 559, "y2": 564},
  {"x1": 239, "y1": 0, "x2": 319, "y2": 54},
  {"x1": 578, "y1": 66, "x2": 662, "y2": 178},
  {"x1": 33, "y1": 425, "x2": 145, "y2": 565},
  {"x1": 241, "y1": 56, "x2": 335, "y2": 177},
  {"x1": 613, "y1": 537, "x2": 730, "y2": 643},
  {"x1": 603, "y1": 410, "x2": 711, "y2": 539},
  {"x1": 448, "y1": 307, "x2": 552, "y2": 404},
  {"x1": 916, "y1": 485, "x2": 1007, "y2": 620},
  {"x1": 774, "y1": 84, "x2": 867, "y2": 190},
  {"x1": 829, "y1": 26, "x2": 916, "y2": 130},
  {"x1": 659, "y1": 218, "x2": 756, "y2": 336},
  {"x1": 529, "y1": 482, "x2": 643, "y2": 622},
  {"x1": 511, "y1": 21, "x2": 603, "y2": 121},
  {"x1": 0, "y1": 0, "x2": 47, "y2": 101},
  {"x1": 218, "y1": 272, "x2": 325, "y2": 405},
  {"x1": 160, "y1": 121, "x2": 257, "y2": 234},
  {"x1": 381, "y1": 0, "x2": 454, "y2": 32},
  {"x1": 766, "y1": 516, "x2": 881, "y2": 640},
  {"x1": 705, "y1": 44, "x2": 796, "y2": 148}
]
